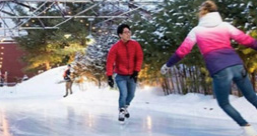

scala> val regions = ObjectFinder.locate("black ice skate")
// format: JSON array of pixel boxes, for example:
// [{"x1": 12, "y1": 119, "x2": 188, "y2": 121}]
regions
[
  {"x1": 119, "y1": 108, "x2": 125, "y2": 122},
  {"x1": 124, "y1": 108, "x2": 130, "y2": 118}
]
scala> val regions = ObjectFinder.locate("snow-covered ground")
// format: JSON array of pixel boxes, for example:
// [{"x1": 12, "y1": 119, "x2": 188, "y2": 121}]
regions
[{"x1": 0, "y1": 66, "x2": 257, "y2": 136}]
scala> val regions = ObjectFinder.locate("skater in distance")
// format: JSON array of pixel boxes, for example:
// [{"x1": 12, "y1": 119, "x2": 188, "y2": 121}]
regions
[
  {"x1": 63, "y1": 64, "x2": 73, "y2": 97},
  {"x1": 161, "y1": 1, "x2": 257, "y2": 136}
]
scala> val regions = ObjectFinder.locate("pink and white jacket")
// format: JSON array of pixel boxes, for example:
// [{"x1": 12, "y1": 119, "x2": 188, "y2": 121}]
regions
[{"x1": 166, "y1": 12, "x2": 257, "y2": 76}]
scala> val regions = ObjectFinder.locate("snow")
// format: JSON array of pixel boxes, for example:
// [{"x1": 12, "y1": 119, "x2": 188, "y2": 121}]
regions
[
  {"x1": 163, "y1": 12, "x2": 169, "y2": 17},
  {"x1": 1, "y1": 66, "x2": 257, "y2": 135},
  {"x1": 153, "y1": 31, "x2": 164, "y2": 39}
]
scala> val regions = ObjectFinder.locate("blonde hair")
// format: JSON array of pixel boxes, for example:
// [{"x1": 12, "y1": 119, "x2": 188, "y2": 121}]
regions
[{"x1": 198, "y1": 0, "x2": 218, "y2": 18}]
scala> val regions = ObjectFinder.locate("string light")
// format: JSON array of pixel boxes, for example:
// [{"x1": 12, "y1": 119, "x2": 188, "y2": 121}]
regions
[{"x1": 64, "y1": 34, "x2": 71, "y2": 39}]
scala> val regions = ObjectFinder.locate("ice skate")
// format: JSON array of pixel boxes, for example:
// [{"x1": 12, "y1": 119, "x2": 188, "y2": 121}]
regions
[
  {"x1": 241, "y1": 125, "x2": 257, "y2": 136},
  {"x1": 119, "y1": 108, "x2": 125, "y2": 124},
  {"x1": 124, "y1": 106, "x2": 130, "y2": 118}
]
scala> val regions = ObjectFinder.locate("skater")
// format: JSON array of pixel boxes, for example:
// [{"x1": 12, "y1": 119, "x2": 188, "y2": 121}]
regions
[
  {"x1": 63, "y1": 64, "x2": 73, "y2": 97},
  {"x1": 106, "y1": 24, "x2": 143, "y2": 122},
  {"x1": 22, "y1": 74, "x2": 29, "y2": 81},
  {"x1": 161, "y1": 1, "x2": 257, "y2": 136}
]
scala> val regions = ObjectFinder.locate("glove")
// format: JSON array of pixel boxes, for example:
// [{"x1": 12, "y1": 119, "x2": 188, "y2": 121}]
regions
[
  {"x1": 130, "y1": 71, "x2": 138, "y2": 83},
  {"x1": 108, "y1": 76, "x2": 114, "y2": 88},
  {"x1": 160, "y1": 64, "x2": 170, "y2": 75}
]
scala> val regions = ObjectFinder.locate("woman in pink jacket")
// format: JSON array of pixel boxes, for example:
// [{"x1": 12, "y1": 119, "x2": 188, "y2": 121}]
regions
[{"x1": 161, "y1": 1, "x2": 257, "y2": 135}]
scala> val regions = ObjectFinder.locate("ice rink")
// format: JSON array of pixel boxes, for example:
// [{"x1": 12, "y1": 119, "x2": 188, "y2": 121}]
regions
[{"x1": 0, "y1": 100, "x2": 247, "y2": 136}]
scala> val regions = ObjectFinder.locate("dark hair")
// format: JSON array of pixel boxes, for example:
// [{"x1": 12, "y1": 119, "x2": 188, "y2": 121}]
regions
[
  {"x1": 68, "y1": 64, "x2": 71, "y2": 67},
  {"x1": 117, "y1": 24, "x2": 130, "y2": 37}
]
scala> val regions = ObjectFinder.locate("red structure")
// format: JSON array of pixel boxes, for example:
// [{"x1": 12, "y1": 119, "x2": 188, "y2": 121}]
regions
[{"x1": 0, "y1": 42, "x2": 29, "y2": 84}]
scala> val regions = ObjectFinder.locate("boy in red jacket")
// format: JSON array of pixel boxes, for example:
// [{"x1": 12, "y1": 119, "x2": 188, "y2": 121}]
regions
[{"x1": 106, "y1": 24, "x2": 143, "y2": 122}]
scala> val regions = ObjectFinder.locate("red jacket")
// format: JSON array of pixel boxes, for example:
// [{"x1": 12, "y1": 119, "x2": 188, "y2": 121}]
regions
[{"x1": 106, "y1": 40, "x2": 143, "y2": 76}]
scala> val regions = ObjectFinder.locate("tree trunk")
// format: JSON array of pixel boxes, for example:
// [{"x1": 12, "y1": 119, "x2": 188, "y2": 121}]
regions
[
  {"x1": 182, "y1": 65, "x2": 188, "y2": 94},
  {"x1": 188, "y1": 67, "x2": 193, "y2": 93},
  {"x1": 98, "y1": 78, "x2": 101, "y2": 89},
  {"x1": 170, "y1": 69, "x2": 175, "y2": 94},
  {"x1": 179, "y1": 71, "x2": 186, "y2": 94},
  {"x1": 195, "y1": 67, "x2": 200, "y2": 93},
  {"x1": 162, "y1": 78, "x2": 169, "y2": 95},
  {"x1": 174, "y1": 68, "x2": 181, "y2": 94}
]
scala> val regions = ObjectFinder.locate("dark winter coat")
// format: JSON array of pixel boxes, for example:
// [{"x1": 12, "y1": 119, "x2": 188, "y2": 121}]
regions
[{"x1": 63, "y1": 69, "x2": 71, "y2": 82}]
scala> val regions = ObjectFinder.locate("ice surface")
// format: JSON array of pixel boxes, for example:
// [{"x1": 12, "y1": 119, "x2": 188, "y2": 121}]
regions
[{"x1": 0, "y1": 66, "x2": 257, "y2": 136}]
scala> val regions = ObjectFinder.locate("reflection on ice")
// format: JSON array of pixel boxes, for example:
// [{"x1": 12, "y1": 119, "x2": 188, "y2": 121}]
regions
[
  {"x1": 146, "y1": 115, "x2": 152, "y2": 131},
  {"x1": 0, "y1": 102, "x2": 251, "y2": 136},
  {"x1": 87, "y1": 112, "x2": 94, "y2": 128},
  {"x1": 0, "y1": 110, "x2": 12, "y2": 136}
]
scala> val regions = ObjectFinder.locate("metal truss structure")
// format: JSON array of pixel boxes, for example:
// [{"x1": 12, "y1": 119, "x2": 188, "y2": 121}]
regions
[{"x1": 0, "y1": 0, "x2": 161, "y2": 40}]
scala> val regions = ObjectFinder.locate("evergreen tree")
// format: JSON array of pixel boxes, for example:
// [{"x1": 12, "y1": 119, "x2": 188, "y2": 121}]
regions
[
  {"x1": 216, "y1": 0, "x2": 257, "y2": 90},
  {"x1": 130, "y1": 0, "x2": 257, "y2": 95},
  {"x1": 130, "y1": 0, "x2": 208, "y2": 94},
  {"x1": 13, "y1": 3, "x2": 95, "y2": 72},
  {"x1": 73, "y1": 35, "x2": 118, "y2": 87}
]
